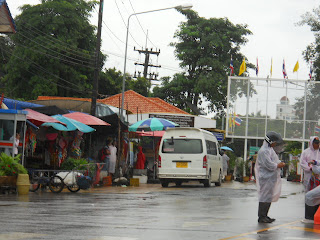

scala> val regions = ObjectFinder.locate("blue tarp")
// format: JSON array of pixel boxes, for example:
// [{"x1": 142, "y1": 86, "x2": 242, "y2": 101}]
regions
[{"x1": 3, "y1": 98, "x2": 43, "y2": 110}]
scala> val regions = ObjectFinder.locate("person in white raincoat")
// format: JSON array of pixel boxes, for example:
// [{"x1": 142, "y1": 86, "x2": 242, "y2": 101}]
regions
[
  {"x1": 222, "y1": 150, "x2": 229, "y2": 179},
  {"x1": 300, "y1": 136, "x2": 320, "y2": 191},
  {"x1": 255, "y1": 131, "x2": 285, "y2": 223},
  {"x1": 300, "y1": 136, "x2": 320, "y2": 220}
]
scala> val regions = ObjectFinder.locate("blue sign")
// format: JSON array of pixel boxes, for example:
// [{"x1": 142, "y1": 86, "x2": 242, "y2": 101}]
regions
[{"x1": 213, "y1": 132, "x2": 224, "y2": 141}]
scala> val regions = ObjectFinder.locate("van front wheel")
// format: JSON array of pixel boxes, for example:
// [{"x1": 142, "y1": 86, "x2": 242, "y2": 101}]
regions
[{"x1": 204, "y1": 171, "x2": 211, "y2": 187}]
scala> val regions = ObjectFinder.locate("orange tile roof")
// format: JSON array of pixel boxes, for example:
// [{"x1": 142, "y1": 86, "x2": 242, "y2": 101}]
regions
[
  {"x1": 100, "y1": 90, "x2": 190, "y2": 115},
  {"x1": 36, "y1": 91, "x2": 190, "y2": 115}
]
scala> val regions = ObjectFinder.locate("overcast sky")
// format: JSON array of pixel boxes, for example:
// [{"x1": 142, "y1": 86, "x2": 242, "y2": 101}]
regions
[
  {"x1": 9, "y1": 0, "x2": 319, "y2": 80},
  {"x1": 7, "y1": 0, "x2": 320, "y2": 118}
]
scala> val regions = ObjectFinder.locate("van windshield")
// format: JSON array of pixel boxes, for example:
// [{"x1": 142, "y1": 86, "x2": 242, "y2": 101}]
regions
[{"x1": 162, "y1": 139, "x2": 203, "y2": 153}]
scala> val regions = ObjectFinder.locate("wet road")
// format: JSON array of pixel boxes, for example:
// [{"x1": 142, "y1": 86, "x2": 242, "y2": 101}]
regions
[{"x1": 0, "y1": 179, "x2": 319, "y2": 240}]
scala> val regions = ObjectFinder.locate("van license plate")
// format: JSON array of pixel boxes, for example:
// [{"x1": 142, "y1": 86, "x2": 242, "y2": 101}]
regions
[{"x1": 176, "y1": 162, "x2": 188, "y2": 168}]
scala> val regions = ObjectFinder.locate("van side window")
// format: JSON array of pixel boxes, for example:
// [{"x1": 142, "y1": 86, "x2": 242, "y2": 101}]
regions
[
  {"x1": 211, "y1": 142, "x2": 217, "y2": 155},
  {"x1": 206, "y1": 140, "x2": 217, "y2": 155}
]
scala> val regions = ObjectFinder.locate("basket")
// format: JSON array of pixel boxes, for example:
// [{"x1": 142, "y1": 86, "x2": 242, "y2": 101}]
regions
[
  {"x1": 76, "y1": 175, "x2": 92, "y2": 189},
  {"x1": 102, "y1": 176, "x2": 112, "y2": 186},
  {"x1": 130, "y1": 178, "x2": 139, "y2": 187}
]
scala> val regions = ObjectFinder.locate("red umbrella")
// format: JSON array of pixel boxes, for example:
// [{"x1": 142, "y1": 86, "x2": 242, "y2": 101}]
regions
[
  {"x1": 136, "y1": 131, "x2": 165, "y2": 137},
  {"x1": 63, "y1": 112, "x2": 110, "y2": 126},
  {"x1": 25, "y1": 109, "x2": 66, "y2": 127}
]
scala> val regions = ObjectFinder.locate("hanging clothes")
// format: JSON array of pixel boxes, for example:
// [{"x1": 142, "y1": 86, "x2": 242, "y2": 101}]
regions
[{"x1": 136, "y1": 146, "x2": 146, "y2": 169}]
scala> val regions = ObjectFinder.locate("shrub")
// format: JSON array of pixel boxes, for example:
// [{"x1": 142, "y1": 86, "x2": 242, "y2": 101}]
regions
[
  {"x1": 60, "y1": 158, "x2": 88, "y2": 170},
  {"x1": 0, "y1": 153, "x2": 27, "y2": 176}
]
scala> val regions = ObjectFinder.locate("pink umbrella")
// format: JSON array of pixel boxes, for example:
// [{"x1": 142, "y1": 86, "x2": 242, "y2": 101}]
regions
[
  {"x1": 25, "y1": 109, "x2": 66, "y2": 127},
  {"x1": 63, "y1": 112, "x2": 110, "y2": 126}
]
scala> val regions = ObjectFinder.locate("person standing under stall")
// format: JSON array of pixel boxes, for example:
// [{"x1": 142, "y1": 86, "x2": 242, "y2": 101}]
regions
[
  {"x1": 255, "y1": 131, "x2": 286, "y2": 223},
  {"x1": 300, "y1": 136, "x2": 320, "y2": 221},
  {"x1": 108, "y1": 139, "x2": 117, "y2": 178},
  {"x1": 222, "y1": 150, "x2": 229, "y2": 180},
  {"x1": 9, "y1": 133, "x2": 20, "y2": 157}
]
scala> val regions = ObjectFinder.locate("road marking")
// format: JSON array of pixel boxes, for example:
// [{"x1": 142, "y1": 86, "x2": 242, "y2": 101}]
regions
[
  {"x1": 0, "y1": 232, "x2": 47, "y2": 240},
  {"x1": 286, "y1": 226, "x2": 320, "y2": 233},
  {"x1": 219, "y1": 221, "x2": 300, "y2": 240}
]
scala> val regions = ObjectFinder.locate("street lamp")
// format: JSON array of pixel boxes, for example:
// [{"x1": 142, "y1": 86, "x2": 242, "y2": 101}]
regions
[{"x1": 120, "y1": 4, "x2": 193, "y2": 121}]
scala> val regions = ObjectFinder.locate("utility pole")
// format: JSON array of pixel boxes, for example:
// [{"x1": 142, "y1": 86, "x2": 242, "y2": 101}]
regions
[
  {"x1": 134, "y1": 47, "x2": 161, "y2": 82},
  {"x1": 90, "y1": 0, "x2": 104, "y2": 116}
]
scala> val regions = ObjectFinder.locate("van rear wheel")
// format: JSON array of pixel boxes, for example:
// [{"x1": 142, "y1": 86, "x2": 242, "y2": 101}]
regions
[
  {"x1": 215, "y1": 171, "x2": 222, "y2": 186},
  {"x1": 204, "y1": 171, "x2": 211, "y2": 187},
  {"x1": 160, "y1": 180, "x2": 169, "y2": 188}
]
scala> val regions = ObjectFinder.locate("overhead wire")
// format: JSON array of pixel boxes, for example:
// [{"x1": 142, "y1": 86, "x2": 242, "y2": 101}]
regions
[
  {"x1": 0, "y1": 14, "x2": 96, "y2": 68},
  {"x1": 1, "y1": 43, "x2": 91, "y2": 94},
  {"x1": 15, "y1": 30, "x2": 96, "y2": 68},
  {"x1": 15, "y1": 17, "x2": 96, "y2": 60},
  {"x1": 113, "y1": 0, "x2": 142, "y2": 48},
  {"x1": 127, "y1": 0, "x2": 158, "y2": 49}
]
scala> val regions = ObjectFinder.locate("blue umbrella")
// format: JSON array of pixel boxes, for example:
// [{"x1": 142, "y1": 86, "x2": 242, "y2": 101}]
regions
[
  {"x1": 221, "y1": 146, "x2": 234, "y2": 152},
  {"x1": 41, "y1": 115, "x2": 95, "y2": 133},
  {"x1": 129, "y1": 117, "x2": 179, "y2": 132}
]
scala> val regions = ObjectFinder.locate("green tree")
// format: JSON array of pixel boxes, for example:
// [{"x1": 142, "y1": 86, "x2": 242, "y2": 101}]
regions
[
  {"x1": 293, "y1": 7, "x2": 320, "y2": 121},
  {"x1": 3, "y1": 0, "x2": 104, "y2": 100},
  {"x1": 98, "y1": 68, "x2": 151, "y2": 98},
  {"x1": 153, "y1": 10, "x2": 253, "y2": 114}
]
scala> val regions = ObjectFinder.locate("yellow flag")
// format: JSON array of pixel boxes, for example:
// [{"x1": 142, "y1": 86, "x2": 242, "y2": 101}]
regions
[
  {"x1": 239, "y1": 58, "x2": 246, "y2": 76},
  {"x1": 270, "y1": 58, "x2": 273, "y2": 77},
  {"x1": 232, "y1": 112, "x2": 236, "y2": 128},
  {"x1": 293, "y1": 60, "x2": 299, "y2": 73}
]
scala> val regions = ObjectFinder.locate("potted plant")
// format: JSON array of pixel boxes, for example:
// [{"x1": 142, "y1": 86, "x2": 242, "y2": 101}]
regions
[
  {"x1": 225, "y1": 153, "x2": 236, "y2": 181},
  {"x1": 0, "y1": 153, "x2": 28, "y2": 189}
]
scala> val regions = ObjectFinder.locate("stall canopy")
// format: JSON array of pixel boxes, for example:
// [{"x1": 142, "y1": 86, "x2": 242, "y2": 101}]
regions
[
  {"x1": 41, "y1": 115, "x2": 95, "y2": 133},
  {"x1": 24, "y1": 109, "x2": 66, "y2": 127},
  {"x1": 63, "y1": 112, "x2": 110, "y2": 126},
  {"x1": 3, "y1": 97, "x2": 43, "y2": 110},
  {"x1": 29, "y1": 105, "x2": 69, "y2": 115}
]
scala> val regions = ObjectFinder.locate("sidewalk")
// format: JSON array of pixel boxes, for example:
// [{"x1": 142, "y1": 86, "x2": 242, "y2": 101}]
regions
[{"x1": 80, "y1": 178, "x2": 304, "y2": 196}]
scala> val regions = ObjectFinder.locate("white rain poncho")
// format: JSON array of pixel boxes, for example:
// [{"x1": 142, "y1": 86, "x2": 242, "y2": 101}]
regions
[
  {"x1": 305, "y1": 165, "x2": 320, "y2": 206},
  {"x1": 300, "y1": 136, "x2": 320, "y2": 191},
  {"x1": 222, "y1": 153, "x2": 229, "y2": 176},
  {"x1": 255, "y1": 141, "x2": 282, "y2": 202}
]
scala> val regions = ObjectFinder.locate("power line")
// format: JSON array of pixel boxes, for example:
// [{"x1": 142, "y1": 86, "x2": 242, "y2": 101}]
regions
[
  {"x1": 15, "y1": 30, "x2": 95, "y2": 68},
  {"x1": 113, "y1": 0, "x2": 142, "y2": 48},
  {"x1": 1, "y1": 46, "x2": 91, "y2": 94},
  {"x1": 127, "y1": 0, "x2": 158, "y2": 49}
]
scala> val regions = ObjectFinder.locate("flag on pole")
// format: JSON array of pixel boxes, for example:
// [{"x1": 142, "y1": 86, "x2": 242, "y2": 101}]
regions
[
  {"x1": 309, "y1": 61, "x2": 313, "y2": 80},
  {"x1": 235, "y1": 116, "x2": 242, "y2": 126},
  {"x1": 256, "y1": 57, "x2": 259, "y2": 76},
  {"x1": 270, "y1": 58, "x2": 273, "y2": 77},
  {"x1": 239, "y1": 58, "x2": 246, "y2": 76},
  {"x1": 315, "y1": 126, "x2": 320, "y2": 133},
  {"x1": 282, "y1": 59, "x2": 287, "y2": 79},
  {"x1": 229, "y1": 56, "x2": 234, "y2": 76},
  {"x1": 293, "y1": 60, "x2": 299, "y2": 73}
]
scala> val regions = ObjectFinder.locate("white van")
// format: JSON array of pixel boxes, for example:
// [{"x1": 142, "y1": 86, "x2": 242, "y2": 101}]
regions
[{"x1": 157, "y1": 127, "x2": 223, "y2": 187}]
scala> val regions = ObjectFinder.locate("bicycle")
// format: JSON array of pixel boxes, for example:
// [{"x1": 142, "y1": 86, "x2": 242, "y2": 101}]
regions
[
  {"x1": 48, "y1": 163, "x2": 105, "y2": 193},
  {"x1": 29, "y1": 169, "x2": 80, "y2": 193}
]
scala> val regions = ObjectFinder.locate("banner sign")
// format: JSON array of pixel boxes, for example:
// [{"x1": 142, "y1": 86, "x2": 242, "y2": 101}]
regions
[{"x1": 149, "y1": 114, "x2": 194, "y2": 127}]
